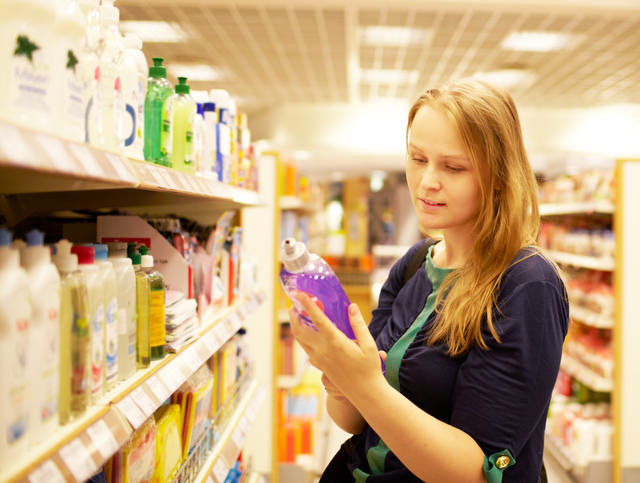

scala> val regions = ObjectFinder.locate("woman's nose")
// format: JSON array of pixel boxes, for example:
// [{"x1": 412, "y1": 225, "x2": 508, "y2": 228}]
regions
[{"x1": 420, "y1": 165, "x2": 441, "y2": 191}]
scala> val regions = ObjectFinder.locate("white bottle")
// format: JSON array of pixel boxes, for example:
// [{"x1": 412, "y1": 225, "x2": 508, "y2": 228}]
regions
[
  {"x1": 20, "y1": 230, "x2": 60, "y2": 444},
  {"x1": 121, "y1": 33, "x2": 147, "y2": 160},
  {"x1": 200, "y1": 102, "x2": 217, "y2": 178},
  {"x1": 99, "y1": 0, "x2": 124, "y2": 152},
  {"x1": 52, "y1": 0, "x2": 86, "y2": 142},
  {"x1": 93, "y1": 244, "x2": 118, "y2": 391},
  {"x1": 107, "y1": 242, "x2": 136, "y2": 381},
  {"x1": 0, "y1": 0, "x2": 56, "y2": 132},
  {"x1": 70, "y1": 245, "x2": 104, "y2": 402},
  {"x1": 0, "y1": 228, "x2": 31, "y2": 467}
]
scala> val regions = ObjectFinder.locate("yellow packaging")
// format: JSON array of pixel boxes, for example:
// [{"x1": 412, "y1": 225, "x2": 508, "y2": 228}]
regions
[
  {"x1": 152, "y1": 404, "x2": 182, "y2": 483},
  {"x1": 123, "y1": 417, "x2": 156, "y2": 483}
]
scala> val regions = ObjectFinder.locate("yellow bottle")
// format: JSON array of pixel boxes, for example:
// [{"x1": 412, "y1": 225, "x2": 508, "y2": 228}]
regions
[
  {"x1": 139, "y1": 246, "x2": 165, "y2": 361},
  {"x1": 169, "y1": 76, "x2": 196, "y2": 174},
  {"x1": 128, "y1": 244, "x2": 150, "y2": 368}
]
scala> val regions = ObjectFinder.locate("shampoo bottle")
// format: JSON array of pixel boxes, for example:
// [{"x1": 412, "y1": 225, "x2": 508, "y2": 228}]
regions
[
  {"x1": 139, "y1": 246, "x2": 165, "y2": 361},
  {"x1": 21, "y1": 229, "x2": 60, "y2": 443},
  {"x1": 0, "y1": 228, "x2": 30, "y2": 467},
  {"x1": 71, "y1": 245, "x2": 104, "y2": 401},
  {"x1": 129, "y1": 243, "x2": 150, "y2": 368},
  {"x1": 143, "y1": 57, "x2": 172, "y2": 166},
  {"x1": 93, "y1": 244, "x2": 118, "y2": 391},
  {"x1": 53, "y1": 240, "x2": 90, "y2": 423},
  {"x1": 170, "y1": 77, "x2": 197, "y2": 174},
  {"x1": 121, "y1": 33, "x2": 147, "y2": 160}
]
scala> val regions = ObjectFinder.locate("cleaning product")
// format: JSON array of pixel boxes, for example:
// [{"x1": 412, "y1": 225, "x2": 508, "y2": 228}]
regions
[
  {"x1": 121, "y1": 33, "x2": 146, "y2": 160},
  {"x1": 53, "y1": 240, "x2": 90, "y2": 424},
  {"x1": 93, "y1": 244, "x2": 118, "y2": 391},
  {"x1": 0, "y1": 228, "x2": 31, "y2": 467},
  {"x1": 169, "y1": 77, "x2": 197, "y2": 174},
  {"x1": 0, "y1": 0, "x2": 55, "y2": 132},
  {"x1": 99, "y1": 0, "x2": 124, "y2": 152},
  {"x1": 107, "y1": 241, "x2": 136, "y2": 381},
  {"x1": 143, "y1": 57, "x2": 172, "y2": 166},
  {"x1": 21, "y1": 229, "x2": 60, "y2": 443},
  {"x1": 52, "y1": 0, "x2": 86, "y2": 142},
  {"x1": 139, "y1": 245, "x2": 165, "y2": 361},
  {"x1": 279, "y1": 237, "x2": 354, "y2": 339},
  {"x1": 71, "y1": 245, "x2": 104, "y2": 401},
  {"x1": 200, "y1": 102, "x2": 216, "y2": 178},
  {"x1": 129, "y1": 243, "x2": 150, "y2": 368}
]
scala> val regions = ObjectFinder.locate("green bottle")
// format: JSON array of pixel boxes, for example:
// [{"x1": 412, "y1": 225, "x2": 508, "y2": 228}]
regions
[
  {"x1": 139, "y1": 245, "x2": 165, "y2": 360},
  {"x1": 143, "y1": 57, "x2": 172, "y2": 166},
  {"x1": 170, "y1": 77, "x2": 197, "y2": 174},
  {"x1": 128, "y1": 243, "x2": 150, "y2": 368}
]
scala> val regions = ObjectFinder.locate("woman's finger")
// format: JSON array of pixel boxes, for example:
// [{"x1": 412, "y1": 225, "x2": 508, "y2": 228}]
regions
[
  {"x1": 347, "y1": 303, "x2": 377, "y2": 353},
  {"x1": 292, "y1": 291, "x2": 336, "y2": 334}
]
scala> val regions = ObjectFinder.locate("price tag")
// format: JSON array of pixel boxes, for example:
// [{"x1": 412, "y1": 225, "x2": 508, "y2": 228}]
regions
[
  {"x1": 86, "y1": 418, "x2": 119, "y2": 460},
  {"x1": 115, "y1": 395, "x2": 147, "y2": 429},
  {"x1": 68, "y1": 143, "x2": 105, "y2": 177},
  {"x1": 105, "y1": 153, "x2": 136, "y2": 182},
  {"x1": 131, "y1": 386, "x2": 157, "y2": 417},
  {"x1": 202, "y1": 331, "x2": 218, "y2": 353},
  {"x1": 148, "y1": 166, "x2": 165, "y2": 185},
  {"x1": 146, "y1": 375, "x2": 171, "y2": 403},
  {"x1": 159, "y1": 169, "x2": 176, "y2": 188},
  {"x1": 58, "y1": 438, "x2": 95, "y2": 482},
  {"x1": 231, "y1": 426, "x2": 244, "y2": 448},
  {"x1": 35, "y1": 135, "x2": 76, "y2": 172},
  {"x1": 175, "y1": 358, "x2": 192, "y2": 379},
  {"x1": 213, "y1": 458, "x2": 229, "y2": 482},
  {"x1": 205, "y1": 476, "x2": 214, "y2": 483},
  {"x1": 28, "y1": 460, "x2": 66, "y2": 483},
  {"x1": 182, "y1": 347, "x2": 202, "y2": 373},
  {"x1": 0, "y1": 124, "x2": 37, "y2": 166},
  {"x1": 159, "y1": 364, "x2": 183, "y2": 392}
]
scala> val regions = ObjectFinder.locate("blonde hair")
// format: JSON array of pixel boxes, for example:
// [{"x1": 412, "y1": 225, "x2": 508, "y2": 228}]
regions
[{"x1": 407, "y1": 79, "x2": 540, "y2": 356}]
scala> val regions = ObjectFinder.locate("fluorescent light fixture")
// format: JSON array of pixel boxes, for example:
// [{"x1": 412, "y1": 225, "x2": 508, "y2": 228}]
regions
[
  {"x1": 473, "y1": 68, "x2": 537, "y2": 90},
  {"x1": 370, "y1": 170, "x2": 387, "y2": 192},
  {"x1": 501, "y1": 31, "x2": 574, "y2": 52},
  {"x1": 359, "y1": 26, "x2": 432, "y2": 47},
  {"x1": 293, "y1": 150, "x2": 311, "y2": 162},
  {"x1": 119, "y1": 20, "x2": 187, "y2": 43},
  {"x1": 360, "y1": 69, "x2": 419, "y2": 84},
  {"x1": 169, "y1": 64, "x2": 220, "y2": 82}
]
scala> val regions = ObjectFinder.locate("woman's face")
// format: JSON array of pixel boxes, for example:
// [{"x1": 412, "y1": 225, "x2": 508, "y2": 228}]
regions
[{"x1": 406, "y1": 105, "x2": 482, "y2": 237}]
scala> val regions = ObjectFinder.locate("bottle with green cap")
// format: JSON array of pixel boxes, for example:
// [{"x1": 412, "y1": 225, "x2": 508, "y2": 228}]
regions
[
  {"x1": 128, "y1": 243, "x2": 150, "y2": 368},
  {"x1": 143, "y1": 57, "x2": 172, "y2": 166},
  {"x1": 170, "y1": 76, "x2": 197, "y2": 174}
]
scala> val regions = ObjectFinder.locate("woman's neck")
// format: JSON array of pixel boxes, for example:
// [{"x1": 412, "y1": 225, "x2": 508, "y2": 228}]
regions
[{"x1": 432, "y1": 232, "x2": 474, "y2": 269}]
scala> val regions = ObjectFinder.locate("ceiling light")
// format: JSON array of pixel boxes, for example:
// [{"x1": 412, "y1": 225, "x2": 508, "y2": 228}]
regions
[
  {"x1": 120, "y1": 20, "x2": 187, "y2": 43},
  {"x1": 168, "y1": 64, "x2": 220, "y2": 82},
  {"x1": 360, "y1": 69, "x2": 419, "y2": 84},
  {"x1": 501, "y1": 31, "x2": 574, "y2": 52},
  {"x1": 473, "y1": 69, "x2": 537, "y2": 90},
  {"x1": 359, "y1": 26, "x2": 432, "y2": 47}
]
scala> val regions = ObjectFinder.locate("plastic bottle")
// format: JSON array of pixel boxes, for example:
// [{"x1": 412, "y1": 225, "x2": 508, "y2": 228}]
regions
[
  {"x1": 279, "y1": 237, "x2": 354, "y2": 339},
  {"x1": 21, "y1": 229, "x2": 60, "y2": 443},
  {"x1": 143, "y1": 57, "x2": 172, "y2": 166},
  {"x1": 0, "y1": 0, "x2": 55, "y2": 132},
  {"x1": 71, "y1": 245, "x2": 104, "y2": 401},
  {"x1": 0, "y1": 228, "x2": 31, "y2": 467},
  {"x1": 99, "y1": 0, "x2": 124, "y2": 152},
  {"x1": 121, "y1": 33, "x2": 147, "y2": 160},
  {"x1": 200, "y1": 102, "x2": 216, "y2": 178},
  {"x1": 129, "y1": 243, "x2": 150, "y2": 368},
  {"x1": 53, "y1": 240, "x2": 90, "y2": 424},
  {"x1": 52, "y1": 0, "x2": 86, "y2": 142},
  {"x1": 92, "y1": 244, "x2": 118, "y2": 391},
  {"x1": 138, "y1": 246, "x2": 166, "y2": 361},
  {"x1": 193, "y1": 102, "x2": 204, "y2": 174},
  {"x1": 170, "y1": 77, "x2": 197, "y2": 174},
  {"x1": 107, "y1": 241, "x2": 136, "y2": 381}
]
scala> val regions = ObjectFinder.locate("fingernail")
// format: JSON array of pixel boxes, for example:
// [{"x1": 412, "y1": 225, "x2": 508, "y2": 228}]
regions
[{"x1": 349, "y1": 304, "x2": 358, "y2": 316}]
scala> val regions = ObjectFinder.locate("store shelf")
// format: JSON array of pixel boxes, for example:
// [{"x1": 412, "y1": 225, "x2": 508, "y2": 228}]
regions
[
  {"x1": 0, "y1": 120, "x2": 263, "y2": 225},
  {"x1": 279, "y1": 195, "x2": 319, "y2": 212},
  {"x1": 277, "y1": 357, "x2": 311, "y2": 390},
  {"x1": 544, "y1": 250, "x2": 615, "y2": 271},
  {"x1": 196, "y1": 380, "x2": 266, "y2": 483},
  {"x1": 540, "y1": 201, "x2": 615, "y2": 217},
  {"x1": 544, "y1": 431, "x2": 612, "y2": 483},
  {"x1": 1, "y1": 289, "x2": 265, "y2": 483},
  {"x1": 570, "y1": 305, "x2": 614, "y2": 329},
  {"x1": 560, "y1": 354, "x2": 613, "y2": 393}
]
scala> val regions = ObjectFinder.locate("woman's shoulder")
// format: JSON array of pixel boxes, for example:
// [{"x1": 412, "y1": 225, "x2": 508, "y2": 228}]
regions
[{"x1": 501, "y1": 246, "x2": 565, "y2": 291}]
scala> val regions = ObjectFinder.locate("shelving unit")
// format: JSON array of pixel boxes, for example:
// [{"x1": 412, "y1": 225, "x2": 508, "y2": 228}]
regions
[{"x1": 0, "y1": 121, "x2": 271, "y2": 483}]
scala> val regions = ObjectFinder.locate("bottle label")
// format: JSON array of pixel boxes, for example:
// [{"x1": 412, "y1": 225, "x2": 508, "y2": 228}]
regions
[
  {"x1": 63, "y1": 48, "x2": 84, "y2": 129},
  {"x1": 6, "y1": 316, "x2": 29, "y2": 444},
  {"x1": 160, "y1": 97, "x2": 172, "y2": 160},
  {"x1": 9, "y1": 34, "x2": 51, "y2": 116},
  {"x1": 91, "y1": 304, "x2": 104, "y2": 395},
  {"x1": 40, "y1": 302, "x2": 60, "y2": 423},
  {"x1": 105, "y1": 298, "x2": 118, "y2": 383},
  {"x1": 184, "y1": 110, "x2": 195, "y2": 167},
  {"x1": 149, "y1": 291, "x2": 166, "y2": 347}
]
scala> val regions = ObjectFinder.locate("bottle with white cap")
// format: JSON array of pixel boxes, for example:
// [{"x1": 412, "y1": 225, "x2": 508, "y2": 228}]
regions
[
  {"x1": 53, "y1": 239, "x2": 90, "y2": 423},
  {"x1": 20, "y1": 229, "x2": 60, "y2": 443},
  {"x1": 121, "y1": 33, "x2": 147, "y2": 160},
  {"x1": 0, "y1": 228, "x2": 31, "y2": 467}
]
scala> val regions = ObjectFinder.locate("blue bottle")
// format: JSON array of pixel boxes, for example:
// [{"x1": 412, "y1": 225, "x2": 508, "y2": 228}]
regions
[{"x1": 279, "y1": 237, "x2": 355, "y2": 339}]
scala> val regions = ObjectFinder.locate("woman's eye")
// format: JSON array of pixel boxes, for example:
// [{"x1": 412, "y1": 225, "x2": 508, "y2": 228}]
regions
[{"x1": 446, "y1": 165, "x2": 463, "y2": 172}]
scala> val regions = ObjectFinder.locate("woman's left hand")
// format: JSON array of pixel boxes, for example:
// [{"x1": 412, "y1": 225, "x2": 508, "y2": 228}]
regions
[{"x1": 289, "y1": 291, "x2": 386, "y2": 396}]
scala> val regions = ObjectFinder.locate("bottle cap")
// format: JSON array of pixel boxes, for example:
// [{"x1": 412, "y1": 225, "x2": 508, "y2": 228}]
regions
[
  {"x1": 99, "y1": 0, "x2": 119, "y2": 26},
  {"x1": 149, "y1": 57, "x2": 167, "y2": 78},
  {"x1": 0, "y1": 227, "x2": 13, "y2": 246},
  {"x1": 175, "y1": 76, "x2": 190, "y2": 94},
  {"x1": 25, "y1": 229, "x2": 44, "y2": 246},
  {"x1": 197, "y1": 103, "x2": 204, "y2": 117},
  {"x1": 280, "y1": 237, "x2": 309, "y2": 273},
  {"x1": 53, "y1": 240, "x2": 78, "y2": 272},
  {"x1": 93, "y1": 243, "x2": 108, "y2": 261},
  {"x1": 123, "y1": 32, "x2": 142, "y2": 50},
  {"x1": 71, "y1": 245, "x2": 95, "y2": 264},
  {"x1": 141, "y1": 254, "x2": 154, "y2": 268},
  {"x1": 138, "y1": 244, "x2": 149, "y2": 255},
  {"x1": 107, "y1": 241, "x2": 127, "y2": 258}
]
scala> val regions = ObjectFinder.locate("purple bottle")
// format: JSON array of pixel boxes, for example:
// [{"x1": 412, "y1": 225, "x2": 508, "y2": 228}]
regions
[{"x1": 279, "y1": 237, "x2": 355, "y2": 339}]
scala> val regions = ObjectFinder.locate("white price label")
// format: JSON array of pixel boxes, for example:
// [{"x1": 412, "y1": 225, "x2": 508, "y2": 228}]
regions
[
  {"x1": 159, "y1": 364, "x2": 183, "y2": 392},
  {"x1": 176, "y1": 359, "x2": 192, "y2": 379},
  {"x1": 202, "y1": 331, "x2": 218, "y2": 353},
  {"x1": 215, "y1": 324, "x2": 229, "y2": 344},
  {"x1": 0, "y1": 124, "x2": 37, "y2": 166},
  {"x1": 182, "y1": 347, "x2": 202, "y2": 373},
  {"x1": 205, "y1": 476, "x2": 214, "y2": 483},
  {"x1": 159, "y1": 169, "x2": 175, "y2": 188},
  {"x1": 231, "y1": 426, "x2": 245, "y2": 448},
  {"x1": 149, "y1": 166, "x2": 165, "y2": 185},
  {"x1": 35, "y1": 135, "x2": 75, "y2": 172},
  {"x1": 146, "y1": 375, "x2": 171, "y2": 403},
  {"x1": 86, "y1": 418, "x2": 119, "y2": 460},
  {"x1": 68, "y1": 143, "x2": 105, "y2": 177},
  {"x1": 115, "y1": 395, "x2": 147, "y2": 429},
  {"x1": 58, "y1": 438, "x2": 95, "y2": 482},
  {"x1": 28, "y1": 461, "x2": 66, "y2": 483},
  {"x1": 105, "y1": 153, "x2": 135, "y2": 182},
  {"x1": 131, "y1": 386, "x2": 157, "y2": 417},
  {"x1": 213, "y1": 458, "x2": 229, "y2": 482}
]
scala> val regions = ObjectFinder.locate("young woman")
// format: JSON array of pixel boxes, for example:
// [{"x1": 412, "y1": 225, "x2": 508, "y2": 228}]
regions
[{"x1": 289, "y1": 79, "x2": 569, "y2": 482}]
